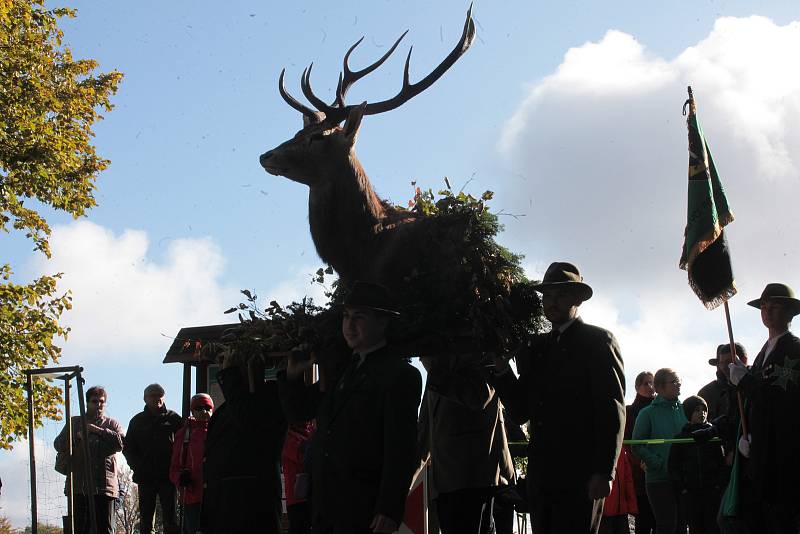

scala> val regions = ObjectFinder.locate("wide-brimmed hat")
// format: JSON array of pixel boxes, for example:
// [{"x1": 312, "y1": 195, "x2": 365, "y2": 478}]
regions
[
  {"x1": 747, "y1": 283, "x2": 800, "y2": 316},
  {"x1": 532, "y1": 262, "x2": 593, "y2": 301},
  {"x1": 708, "y1": 342, "x2": 747, "y2": 366},
  {"x1": 342, "y1": 281, "x2": 400, "y2": 316}
]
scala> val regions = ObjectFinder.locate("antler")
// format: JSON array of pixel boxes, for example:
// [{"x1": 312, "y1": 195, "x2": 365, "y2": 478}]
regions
[
  {"x1": 335, "y1": 30, "x2": 409, "y2": 107},
  {"x1": 278, "y1": 4, "x2": 476, "y2": 125}
]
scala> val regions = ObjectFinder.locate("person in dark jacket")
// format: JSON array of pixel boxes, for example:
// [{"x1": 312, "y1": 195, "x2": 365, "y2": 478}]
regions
[
  {"x1": 417, "y1": 353, "x2": 515, "y2": 534},
  {"x1": 698, "y1": 343, "x2": 747, "y2": 465},
  {"x1": 668, "y1": 395, "x2": 725, "y2": 534},
  {"x1": 54, "y1": 385, "x2": 124, "y2": 534},
  {"x1": 123, "y1": 383, "x2": 183, "y2": 534},
  {"x1": 492, "y1": 262, "x2": 626, "y2": 534},
  {"x1": 278, "y1": 281, "x2": 423, "y2": 534},
  {"x1": 169, "y1": 393, "x2": 213, "y2": 534},
  {"x1": 200, "y1": 349, "x2": 287, "y2": 534},
  {"x1": 728, "y1": 283, "x2": 800, "y2": 534},
  {"x1": 626, "y1": 371, "x2": 655, "y2": 534}
]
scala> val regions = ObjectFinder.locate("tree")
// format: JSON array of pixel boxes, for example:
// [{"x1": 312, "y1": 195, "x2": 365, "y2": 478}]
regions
[
  {"x1": 0, "y1": 0, "x2": 122, "y2": 449},
  {"x1": 115, "y1": 465, "x2": 140, "y2": 534}
]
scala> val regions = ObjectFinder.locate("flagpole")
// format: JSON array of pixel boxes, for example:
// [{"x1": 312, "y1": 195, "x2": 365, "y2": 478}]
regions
[{"x1": 723, "y1": 300, "x2": 749, "y2": 436}]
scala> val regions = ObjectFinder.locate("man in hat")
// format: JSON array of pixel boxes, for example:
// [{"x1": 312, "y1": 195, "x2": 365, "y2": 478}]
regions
[
  {"x1": 123, "y1": 384, "x2": 183, "y2": 534},
  {"x1": 278, "y1": 281, "x2": 423, "y2": 534},
  {"x1": 696, "y1": 342, "x2": 747, "y2": 464},
  {"x1": 728, "y1": 283, "x2": 800, "y2": 533},
  {"x1": 492, "y1": 262, "x2": 625, "y2": 534}
]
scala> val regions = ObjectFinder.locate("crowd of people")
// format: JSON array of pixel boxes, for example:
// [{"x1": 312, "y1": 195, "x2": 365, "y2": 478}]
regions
[{"x1": 52, "y1": 263, "x2": 800, "y2": 534}]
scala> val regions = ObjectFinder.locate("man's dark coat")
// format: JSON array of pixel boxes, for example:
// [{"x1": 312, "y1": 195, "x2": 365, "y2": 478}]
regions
[
  {"x1": 123, "y1": 405, "x2": 182, "y2": 484},
  {"x1": 739, "y1": 332, "x2": 800, "y2": 524},
  {"x1": 493, "y1": 318, "x2": 625, "y2": 533},
  {"x1": 201, "y1": 366, "x2": 286, "y2": 534},
  {"x1": 278, "y1": 346, "x2": 422, "y2": 532}
]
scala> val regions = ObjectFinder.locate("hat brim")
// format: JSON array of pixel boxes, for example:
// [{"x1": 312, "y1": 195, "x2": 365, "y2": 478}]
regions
[
  {"x1": 532, "y1": 281, "x2": 593, "y2": 301},
  {"x1": 337, "y1": 303, "x2": 400, "y2": 316},
  {"x1": 747, "y1": 296, "x2": 800, "y2": 315}
]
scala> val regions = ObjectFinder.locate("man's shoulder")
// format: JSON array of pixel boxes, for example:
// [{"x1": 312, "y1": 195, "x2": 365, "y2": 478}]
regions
[
  {"x1": 780, "y1": 332, "x2": 800, "y2": 353},
  {"x1": 128, "y1": 410, "x2": 147, "y2": 425},
  {"x1": 371, "y1": 347, "x2": 421, "y2": 382},
  {"x1": 698, "y1": 380, "x2": 719, "y2": 396},
  {"x1": 575, "y1": 320, "x2": 615, "y2": 339}
]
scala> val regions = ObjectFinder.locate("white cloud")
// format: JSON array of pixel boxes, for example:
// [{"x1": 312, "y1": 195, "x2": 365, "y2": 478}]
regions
[
  {"x1": 502, "y1": 17, "x2": 800, "y2": 398},
  {"x1": 28, "y1": 221, "x2": 233, "y2": 362}
]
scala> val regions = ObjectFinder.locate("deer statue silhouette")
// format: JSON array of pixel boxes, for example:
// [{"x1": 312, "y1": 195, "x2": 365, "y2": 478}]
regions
[
  {"x1": 260, "y1": 7, "x2": 476, "y2": 285},
  {"x1": 258, "y1": 7, "x2": 538, "y2": 352}
]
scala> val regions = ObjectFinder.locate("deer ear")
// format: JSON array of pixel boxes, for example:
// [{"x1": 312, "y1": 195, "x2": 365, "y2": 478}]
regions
[{"x1": 343, "y1": 102, "x2": 367, "y2": 146}]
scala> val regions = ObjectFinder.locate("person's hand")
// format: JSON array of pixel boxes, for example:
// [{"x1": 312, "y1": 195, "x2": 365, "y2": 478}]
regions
[
  {"x1": 492, "y1": 352, "x2": 511, "y2": 374},
  {"x1": 691, "y1": 425, "x2": 717, "y2": 443},
  {"x1": 738, "y1": 434, "x2": 751, "y2": 458},
  {"x1": 370, "y1": 514, "x2": 398, "y2": 533},
  {"x1": 728, "y1": 357, "x2": 748, "y2": 385},
  {"x1": 87, "y1": 424, "x2": 102, "y2": 434},
  {"x1": 587, "y1": 473, "x2": 612, "y2": 500},
  {"x1": 640, "y1": 460, "x2": 647, "y2": 472},
  {"x1": 286, "y1": 349, "x2": 314, "y2": 381}
]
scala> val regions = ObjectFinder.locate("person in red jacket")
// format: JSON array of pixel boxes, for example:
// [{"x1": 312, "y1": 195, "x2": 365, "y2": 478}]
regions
[
  {"x1": 282, "y1": 421, "x2": 315, "y2": 534},
  {"x1": 169, "y1": 394, "x2": 214, "y2": 534},
  {"x1": 599, "y1": 447, "x2": 638, "y2": 533}
]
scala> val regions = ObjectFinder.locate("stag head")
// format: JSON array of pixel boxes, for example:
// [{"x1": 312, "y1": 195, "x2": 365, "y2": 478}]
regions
[{"x1": 259, "y1": 6, "x2": 476, "y2": 186}]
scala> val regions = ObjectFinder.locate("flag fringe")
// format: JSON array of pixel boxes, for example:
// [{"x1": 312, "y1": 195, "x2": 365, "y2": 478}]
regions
[
  {"x1": 679, "y1": 224, "x2": 723, "y2": 271},
  {"x1": 688, "y1": 278, "x2": 737, "y2": 310}
]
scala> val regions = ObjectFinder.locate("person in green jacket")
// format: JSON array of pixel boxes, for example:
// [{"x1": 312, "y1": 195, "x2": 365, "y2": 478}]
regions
[{"x1": 631, "y1": 368, "x2": 687, "y2": 534}]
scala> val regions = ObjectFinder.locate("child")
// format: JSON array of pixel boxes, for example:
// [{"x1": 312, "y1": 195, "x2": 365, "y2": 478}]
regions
[{"x1": 668, "y1": 395, "x2": 726, "y2": 534}]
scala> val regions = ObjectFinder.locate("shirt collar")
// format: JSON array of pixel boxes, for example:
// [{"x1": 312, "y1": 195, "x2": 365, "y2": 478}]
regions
[
  {"x1": 766, "y1": 330, "x2": 790, "y2": 357},
  {"x1": 354, "y1": 339, "x2": 387, "y2": 365},
  {"x1": 557, "y1": 316, "x2": 579, "y2": 335}
]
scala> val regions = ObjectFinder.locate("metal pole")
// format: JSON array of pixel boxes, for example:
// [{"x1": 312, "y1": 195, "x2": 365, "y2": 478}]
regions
[
  {"x1": 64, "y1": 378, "x2": 74, "y2": 534},
  {"x1": 26, "y1": 371, "x2": 38, "y2": 534},
  {"x1": 76, "y1": 373, "x2": 98, "y2": 534}
]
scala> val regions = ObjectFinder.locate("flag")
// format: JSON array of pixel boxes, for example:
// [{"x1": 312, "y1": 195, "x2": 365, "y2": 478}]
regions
[{"x1": 679, "y1": 87, "x2": 736, "y2": 309}]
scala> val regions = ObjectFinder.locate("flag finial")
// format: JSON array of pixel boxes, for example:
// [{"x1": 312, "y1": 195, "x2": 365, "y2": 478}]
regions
[{"x1": 683, "y1": 86, "x2": 695, "y2": 116}]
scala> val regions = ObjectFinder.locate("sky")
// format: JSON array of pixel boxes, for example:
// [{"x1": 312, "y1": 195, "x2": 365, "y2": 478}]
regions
[{"x1": 3, "y1": 0, "x2": 800, "y2": 528}]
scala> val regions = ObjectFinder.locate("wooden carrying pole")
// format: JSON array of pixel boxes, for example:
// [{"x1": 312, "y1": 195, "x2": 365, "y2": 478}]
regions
[{"x1": 723, "y1": 301, "x2": 749, "y2": 436}]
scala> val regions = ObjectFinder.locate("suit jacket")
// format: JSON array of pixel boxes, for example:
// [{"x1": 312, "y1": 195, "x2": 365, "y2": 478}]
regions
[
  {"x1": 493, "y1": 317, "x2": 625, "y2": 492},
  {"x1": 739, "y1": 331, "x2": 800, "y2": 508},
  {"x1": 278, "y1": 345, "x2": 422, "y2": 529},
  {"x1": 201, "y1": 366, "x2": 286, "y2": 534},
  {"x1": 417, "y1": 354, "x2": 515, "y2": 498}
]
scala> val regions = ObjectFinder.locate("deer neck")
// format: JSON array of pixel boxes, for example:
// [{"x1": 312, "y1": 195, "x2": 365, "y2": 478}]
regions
[{"x1": 307, "y1": 156, "x2": 387, "y2": 267}]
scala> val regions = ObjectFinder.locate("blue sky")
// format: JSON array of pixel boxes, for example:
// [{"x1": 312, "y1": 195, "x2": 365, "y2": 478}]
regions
[{"x1": 4, "y1": 0, "x2": 800, "y2": 527}]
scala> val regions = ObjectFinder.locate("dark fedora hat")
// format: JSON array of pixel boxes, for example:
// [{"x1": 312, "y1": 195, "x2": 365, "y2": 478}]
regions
[
  {"x1": 747, "y1": 283, "x2": 800, "y2": 316},
  {"x1": 342, "y1": 281, "x2": 400, "y2": 316},
  {"x1": 532, "y1": 262, "x2": 593, "y2": 301},
  {"x1": 708, "y1": 342, "x2": 747, "y2": 366}
]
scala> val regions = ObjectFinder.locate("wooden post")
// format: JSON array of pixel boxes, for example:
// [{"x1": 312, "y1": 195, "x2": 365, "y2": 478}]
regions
[
  {"x1": 182, "y1": 363, "x2": 191, "y2": 419},
  {"x1": 76, "y1": 374, "x2": 98, "y2": 534},
  {"x1": 723, "y1": 300, "x2": 749, "y2": 436}
]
